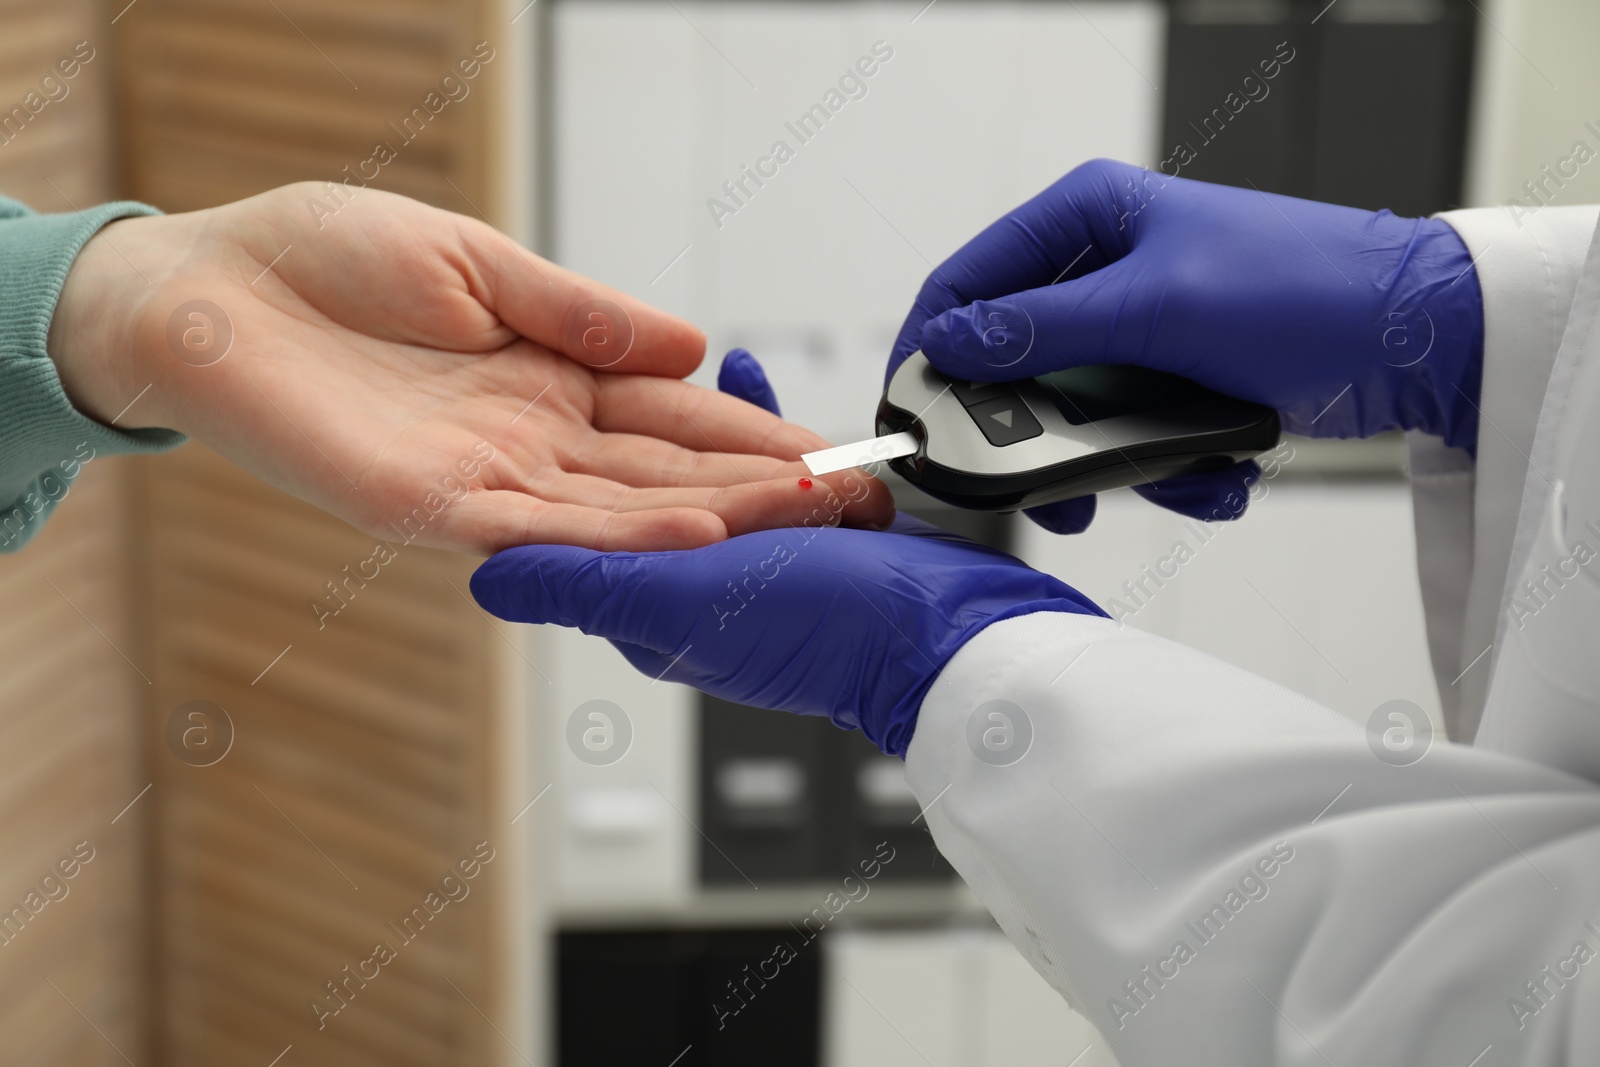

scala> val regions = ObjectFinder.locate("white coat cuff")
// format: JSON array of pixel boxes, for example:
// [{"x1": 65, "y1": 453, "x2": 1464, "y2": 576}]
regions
[{"x1": 1415, "y1": 205, "x2": 1598, "y2": 740}]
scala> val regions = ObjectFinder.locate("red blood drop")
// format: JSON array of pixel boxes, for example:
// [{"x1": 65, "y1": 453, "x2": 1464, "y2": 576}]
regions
[{"x1": 798, "y1": 477, "x2": 814, "y2": 490}]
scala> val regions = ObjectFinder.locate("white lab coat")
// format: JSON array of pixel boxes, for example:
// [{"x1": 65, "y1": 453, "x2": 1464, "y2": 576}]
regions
[{"x1": 904, "y1": 205, "x2": 1600, "y2": 1067}]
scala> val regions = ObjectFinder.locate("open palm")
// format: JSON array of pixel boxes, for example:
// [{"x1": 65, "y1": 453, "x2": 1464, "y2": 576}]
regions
[{"x1": 53, "y1": 184, "x2": 891, "y2": 551}]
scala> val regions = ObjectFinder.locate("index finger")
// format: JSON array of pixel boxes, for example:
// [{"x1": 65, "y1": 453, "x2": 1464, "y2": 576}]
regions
[{"x1": 889, "y1": 158, "x2": 1152, "y2": 381}]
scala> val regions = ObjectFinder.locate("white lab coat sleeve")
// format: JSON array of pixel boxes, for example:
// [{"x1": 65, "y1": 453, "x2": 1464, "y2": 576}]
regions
[
  {"x1": 1476, "y1": 208, "x2": 1600, "y2": 781},
  {"x1": 1410, "y1": 205, "x2": 1600, "y2": 741},
  {"x1": 904, "y1": 610, "x2": 1600, "y2": 1067}
]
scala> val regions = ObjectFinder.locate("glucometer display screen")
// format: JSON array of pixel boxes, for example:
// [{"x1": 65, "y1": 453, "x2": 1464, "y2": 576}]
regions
[{"x1": 1034, "y1": 365, "x2": 1218, "y2": 425}]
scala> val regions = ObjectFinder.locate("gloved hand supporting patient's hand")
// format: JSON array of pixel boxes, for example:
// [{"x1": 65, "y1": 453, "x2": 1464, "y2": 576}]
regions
[
  {"x1": 470, "y1": 514, "x2": 1104, "y2": 756},
  {"x1": 893, "y1": 158, "x2": 1485, "y2": 533}
]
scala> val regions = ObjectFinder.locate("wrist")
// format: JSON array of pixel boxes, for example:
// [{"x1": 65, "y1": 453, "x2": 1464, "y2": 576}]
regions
[
  {"x1": 48, "y1": 213, "x2": 180, "y2": 433},
  {"x1": 1395, "y1": 217, "x2": 1485, "y2": 453},
  {"x1": 875, "y1": 589, "x2": 1107, "y2": 759}
]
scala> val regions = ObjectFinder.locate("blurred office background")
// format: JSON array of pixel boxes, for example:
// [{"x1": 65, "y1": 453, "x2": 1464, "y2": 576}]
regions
[{"x1": 0, "y1": 0, "x2": 1596, "y2": 1064}]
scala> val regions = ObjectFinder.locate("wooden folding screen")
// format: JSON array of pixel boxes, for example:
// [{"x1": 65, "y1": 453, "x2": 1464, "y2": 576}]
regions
[
  {"x1": 113, "y1": 0, "x2": 537, "y2": 1062},
  {"x1": 2, "y1": 0, "x2": 540, "y2": 1062},
  {"x1": 0, "y1": 1, "x2": 148, "y2": 1063},
  {"x1": 141, "y1": 446, "x2": 522, "y2": 1067}
]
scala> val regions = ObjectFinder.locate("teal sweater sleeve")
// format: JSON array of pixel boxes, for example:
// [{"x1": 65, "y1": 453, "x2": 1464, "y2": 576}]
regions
[{"x1": 0, "y1": 195, "x2": 185, "y2": 551}]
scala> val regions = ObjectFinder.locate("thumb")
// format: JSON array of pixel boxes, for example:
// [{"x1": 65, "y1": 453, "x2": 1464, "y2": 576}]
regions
[
  {"x1": 470, "y1": 544, "x2": 682, "y2": 653},
  {"x1": 1022, "y1": 495, "x2": 1098, "y2": 535},
  {"x1": 919, "y1": 256, "x2": 1158, "y2": 381},
  {"x1": 716, "y1": 347, "x2": 782, "y2": 416}
]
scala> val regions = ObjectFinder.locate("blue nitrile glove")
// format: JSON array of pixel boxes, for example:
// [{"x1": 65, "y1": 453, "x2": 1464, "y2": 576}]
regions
[
  {"x1": 471, "y1": 514, "x2": 1103, "y2": 756},
  {"x1": 717, "y1": 347, "x2": 782, "y2": 417},
  {"x1": 892, "y1": 157, "x2": 1485, "y2": 533}
]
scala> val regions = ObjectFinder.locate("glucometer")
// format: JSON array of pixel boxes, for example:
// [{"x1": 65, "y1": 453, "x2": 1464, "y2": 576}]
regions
[{"x1": 801, "y1": 352, "x2": 1281, "y2": 512}]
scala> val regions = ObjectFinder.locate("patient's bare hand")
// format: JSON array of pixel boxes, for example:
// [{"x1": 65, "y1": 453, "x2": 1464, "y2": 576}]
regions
[{"x1": 48, "y1": 183, "x2": 892, "y2": 551}]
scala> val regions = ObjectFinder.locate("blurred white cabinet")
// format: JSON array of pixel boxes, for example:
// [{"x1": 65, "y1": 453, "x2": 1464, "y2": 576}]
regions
[
  {"x1": 546, "y1": 0, "x2": 1167, "y2": 909},
  {"x1": 543, "y1": 13, "x2": 1443, "y2": 1067},
  {"x1": 552, "y1": 0, "x2": 1165, "y2": 443},
  {"x1": 823, "y1": 926, "x2": 1118, "y2": 1067},
  {"x1": 1016, "y1": 474, "x2": 1443, "y2": 729},
  {"x1": 542, "y1": 627, "x2": 700, "y2": 911}
]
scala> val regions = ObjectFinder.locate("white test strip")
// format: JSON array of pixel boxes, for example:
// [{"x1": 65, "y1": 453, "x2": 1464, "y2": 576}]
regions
[{"x1": 801, "y1": 431, "x2": 920, "y2": 476}]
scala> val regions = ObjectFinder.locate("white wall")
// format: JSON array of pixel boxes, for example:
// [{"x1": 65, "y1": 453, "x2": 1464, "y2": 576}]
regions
[
  {"x1": 551, "y1": 0, "x2": 1164, "y2": 443},
  {"x1": 1465, "y1": 0, "x2": 1600, "y2": 209}
]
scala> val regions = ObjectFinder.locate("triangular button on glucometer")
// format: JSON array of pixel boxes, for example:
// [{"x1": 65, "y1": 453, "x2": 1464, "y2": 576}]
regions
[{"x1": 968, "y1": 395, "x2": 1044, "y2": 446}]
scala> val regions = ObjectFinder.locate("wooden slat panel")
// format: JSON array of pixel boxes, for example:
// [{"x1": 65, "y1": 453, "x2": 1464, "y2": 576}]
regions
[
  {"x1": 105, "y1": 0, "x2": 529, "y2": 1059},
  {"x1": 0, "y1": 3, "x2": 142, "y2": 1065},
  {"x1": 117, "y1": 0, "x2": 495, "y2": 214},
  {"x1": 145, "y1": 444, "x2": 508, "y2": 1067},
  {"x1": 0, "y1": 0, "x2": 112, "y2": 209},
  {"x1": 0, "y1": 459, "x2": 147, "y2": 1067}
]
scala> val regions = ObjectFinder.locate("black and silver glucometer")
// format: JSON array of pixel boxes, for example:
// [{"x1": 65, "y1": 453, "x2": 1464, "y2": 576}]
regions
[{"x1": 865, "y1": 352, "x2": 1281, "y2": 512}]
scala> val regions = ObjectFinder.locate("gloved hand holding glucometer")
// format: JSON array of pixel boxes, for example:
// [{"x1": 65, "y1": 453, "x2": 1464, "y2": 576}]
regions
[{"x1": 851, "y1": 156, "x2": 1483, "y2": 532}]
